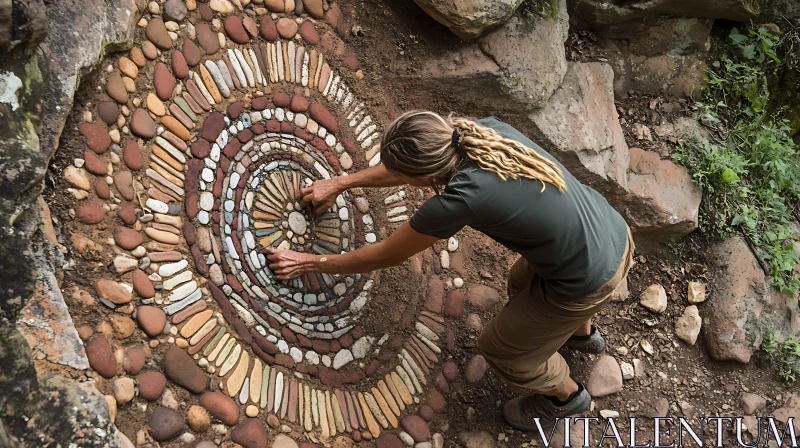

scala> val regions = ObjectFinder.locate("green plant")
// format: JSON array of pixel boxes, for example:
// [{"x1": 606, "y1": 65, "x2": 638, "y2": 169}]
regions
[
  {"x1": 674, "y1": 24, "x2": 800, "y2": 296},
  {"x1": 762, "y1": 333, "x2": 800, "y2": 382},
  {"x1": 519, "y1": 0, "x2": 558, "y2": 21}
]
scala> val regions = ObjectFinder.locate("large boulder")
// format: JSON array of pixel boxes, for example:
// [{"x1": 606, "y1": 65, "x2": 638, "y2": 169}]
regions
[
  {"x1": 705, "y1": 237, "x2": 800, "y2": 363},
  {"x1": 624, "y1": 147, "x2": 701, "y2": 237},
  {"x1": 414, "y1": 0, "x2": 569, "y2": 112},
  {"x1": 525, "y1": 62, "x2": 701, "y2": 240},
  {"x1": 567, "y1": 0, "x2": 759, "y2": 25},
  {"x1": 1, "y1": 0, "x2": 141, "y2": 445},
  {"x1": 412, "y1": 0, "x2": 524, "y2": 40},
  {"x1": 527, "y1": 62, "x2": 630, "y2": 199},
  {"x1": 600, "y1": 16, "x2": 712, "y2": 98}
]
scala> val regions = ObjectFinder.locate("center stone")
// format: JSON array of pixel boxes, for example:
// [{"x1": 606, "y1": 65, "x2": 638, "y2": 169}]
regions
[{"x1": 288, "y1": 211, "x2": 307, "y2": 234}]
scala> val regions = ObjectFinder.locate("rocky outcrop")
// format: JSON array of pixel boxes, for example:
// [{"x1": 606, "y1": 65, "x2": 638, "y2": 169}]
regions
[
  {"x1": 527, "y1": 62, "x2": 630, "y2": 199},
  {"x1": 567, "y1": 0, "x2": 759, "y2": 24},
  {"x1": 0, "y1": 0, "x2": 141, "y2": 445},
  {"x1": 705, "y1": 237, "x2": 800, "y2": 363},
  {"x1": 412, "y1": 0, "x2": 524, "y2": 40},
  {"x1": 624, "y1": 147, "x2": 701, "y2": 237},
  {"x1": 525, "y1": 62, "x2": 701, "y2": 239},
  {"x1": 568, "y1": 1, "x2": 717, "y2": 97},
  {"x1": 415, "y1": 0, "x2": 569, "y2": 112}
]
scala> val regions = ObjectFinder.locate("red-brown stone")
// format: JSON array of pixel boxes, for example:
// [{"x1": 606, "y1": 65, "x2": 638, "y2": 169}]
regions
[
  {"x1": 79, "y1": 123, "x2": 111, "y2": 154},
  {"x1": 83, "y1": 150, "x2": 107, "y2": 176},
  {"x1": 199, "y1": 392, "x2": 240, "y2": 426},
  {"x1": 97, "y1": 101, "x2": 119, "y2": 125},
  {"x1": 171, "y1": 50, "x2": 189, "y2": 79},
  {"x1": 137, "y1": 371, "x2": 167, "y2": 400},
  {"x1": 86, "y1": 337, "x2": 116, "y2": 378},
  {"x1": 183, "y1": 39, "x2": 201, "y2": 66},
  {"x1": 164, "y1": 346, "x2": 207, "y2": 393},
  {"x1": 76, "y1": 201, "x2": 104, "y2": 224},
  {"x1": 259, "y1": 16, "x2": 278, "y2": 41},
  {"x1": 130, "y1": 108, "x2": 156, "y2": 139},
  {"x1": 153, "y1": 62, "x2": 175, "y2": 101},
  {"x1": 113, "y1": 226, "x2": 142, "y2": 250},
  {"x1": 191, "y1": 139, "x2": 211, "y2": 158},
  {"x1": 231, "y1": 419, "x2": 267, "y2": 448},
  {"x1": 273, "y1": 92, "x2": 290, "y2": 107},
  {"x1": 298, "y1": 21, "x2": 319, "y2": 44},
  {"x1": 118, "y1": 203, "x2": 136, "y2": 225},
  {"x1": 308, "y1": 103, "x2": 338, "y2": 133},
  {"x1": 276, "y1": 18, "x2": 297, "y2": 39},
  {"x1": 122, "y1": 140, "x2": 143, "y2": 170},
  {"x1": 201, "y1": 112, "x2": 226, "y2": 141},
  {"x1": 196, "y1": 23, "x2": 219, "y2": 54},
  {"x1": 224, "y1": 16, "x2": 249, "y2": 44}
]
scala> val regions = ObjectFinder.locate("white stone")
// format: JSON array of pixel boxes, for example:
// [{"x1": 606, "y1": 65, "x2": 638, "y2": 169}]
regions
[
  {"x1": 600, "y1": 410, "x2": 620, "y2": 419},
  {"x1": 351, "y1": 337, "x2": 371, "y2": 359},
  {"x1": 332, "y1": 349, "x2": 354, "y2": 370},
  {"x1": 448, "y1": 237, "x2": 459, "y2": 251},
  {"x1": 620, "y1": 362, "x2": 634, "y2": 380}
]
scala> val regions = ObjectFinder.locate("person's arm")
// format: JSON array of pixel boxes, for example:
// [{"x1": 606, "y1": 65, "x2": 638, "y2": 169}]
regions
[
  {"x1": 266, "y1": 223, "x2": 437, "y2": 280},
  {"x1": 301, "y1": 165, "x2": 405, "y2": 214}
]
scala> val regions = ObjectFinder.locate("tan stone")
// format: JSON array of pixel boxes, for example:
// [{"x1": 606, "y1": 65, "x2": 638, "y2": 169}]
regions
[
  {"x1": 146, "y1": 93, "x2": 165, "y2": 116},
  {"x1": 179, "y1": 309, "x2": 213, "y2": 338},
  {"x1": 119, "y1": 57, "x2": 139, "y2": 79},
  {"x1": 358, "y1": 392, "x2": 381, "y2": 438},
  {"x1": 189, "y1": 319, "x2": 217, "y2": 345},
  {"x1": 144, "y1": 227, "x2": 180, "y2": 244},
  {"x1": 377, "y1": 381, "x2": 400, "y2": 417},
  {"x1": 390, "y1": 372, "x2": 413, "y2": 405},
  {"x1": 250, "y1": 358, "x2": 263, "y2": 404},
  {"x1": 226, "y1": 350, "x2": 250, "y2": 397},
  {"x1": 199, "y1": 64, "x2": 222, "y2": 103}
]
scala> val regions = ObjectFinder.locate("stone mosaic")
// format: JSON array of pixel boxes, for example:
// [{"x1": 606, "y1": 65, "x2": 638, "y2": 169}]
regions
[{"x1": 55, "y1": 1, "x2": 474, "y2": 446}]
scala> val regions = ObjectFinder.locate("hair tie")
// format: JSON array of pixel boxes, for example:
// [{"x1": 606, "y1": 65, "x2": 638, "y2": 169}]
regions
[{"x1": 451, "y1": 129, "x2": 461, "y2": 148}]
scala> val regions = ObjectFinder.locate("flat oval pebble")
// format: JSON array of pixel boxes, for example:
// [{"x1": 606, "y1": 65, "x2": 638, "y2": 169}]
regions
[
  {"x1": 242, "y1": 17, "x2": 258, "y2": 38},
  {"x1": 259, "y1": 16, "x2": 278, "y2": 41},
  {"x1": 97, "y1": 101, "x2": 119, "y2": 125},
  {"x1": 191, "y1": 139, "x2": 211, "y2": 158},
  {"x1": 303, "y1": 0, "x2": 323, "y2": 18},
  {"x1": 163, "y1": 0, "x2": 187, "y2": 22},
  {"x1": 299, "y1": 21, "x2": 320, "y2": 45},
  {"x1": 400, "y1": 416, "x2": 430, "y2": 442},
  {"x1": 164, "y1": 346, "x2": 207, "y2": 393},
  {"x1": 276, "y1": 18, "x2": 298, "y2": 39},
  {"x1": 133, "y1": 269, "x2": 156, "y2": 299},
  {"x1": 150, "y1": 407, "x2": 185, "y2": 441},
  {"x1": 162, "y1": 116, "x2": 190, "y2": 141},
  {"x1": 197, "y1": 2, "x2": 212, "y2": 20},
  {"x1": 82, "y1": 150, "x2": 107, "y2": 176},
  {"x1": 142, "y1": 41, "x2": 158, "y2": 60},
  {"x1": 76, "y1": 200, "x2": 105, "y2": 224},
  {"x1": 121, "y1": 140, "x2": 143, "y2": 170},
  {"x1": 86, "y1": 337, "x2": 117, "y2": 378},
  {"x1": 117, "y1": 203, "x2": 136, "y2": 225},
  {"x1": 115, "y1": 171, "x2": 135, "y2": 202},
  {"x1": 146, "y1": 18, "x2": 172, "y2": 50},
  {"x1": 153, "y1": 62, "x2": 176, "y2": 101},
  {"x1": 146, "y1": 93, "x2": 166, "y2": 116},
  {"x1": 201, "y1": 112, "x2": 225, "y2": 141},
  {"x1": 123, "y1": 346, "x2": 146, "y2": 374},
  {"x1": 130, "y1": 108, "x2": 156, "y2": 138},
  {"x1": 171, "y1": 50, "x2": 189, "y2": 78},
  {"x1": 130, "y1": 47, "x2": 146, "y2": 67},
  {"x1": 79, "y1": 123, "x2": 111, "y2": 154},
  {"x1": 376, "y1": 434, "x2": 404, "y2": 448},
  {"x1": 106, "y1": 72, "x2": 128, "y2": 104},
  {"x1": 309, "y1": 103, "x2": 338, "y2": 133},
  {"x1": 196, "y1": 23, "x2": 219, "y2": 54},
  {"x1": 114, "y1": 226, "x2": 143, "y2": 250},
  {"x1": 119, "y1": 56, "x2": 138, "y2": 79},
  {"x1": 224, "y1": 16, "x2": 249, "y2": 44},
  {"x1": 183, "y1": 39, "x2": 201, "y2": 66},
  {"x1": 136, "y1": 370, "x2": 167, "y2": 400},
  {"x1": 199, "y1": 391, "x2": 240, "y2": 425},
  {"x1": 265, "y1": 0, "x2": 283, "y2": 12},
  {"x1": 230, "y1": 418, "x2": 268, "y2": 448},
  {"x1": 95, "y1": 279, "x2": 132, "y2": 304}
]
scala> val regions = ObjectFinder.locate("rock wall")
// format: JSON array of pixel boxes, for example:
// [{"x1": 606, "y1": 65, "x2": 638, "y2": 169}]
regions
[{"x1": 0, "y1": 0, "x2": 141, "y2": 445}]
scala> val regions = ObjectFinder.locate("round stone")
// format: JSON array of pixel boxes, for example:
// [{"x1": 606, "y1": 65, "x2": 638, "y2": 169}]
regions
[
  {"x1": 149, "y1": 407, "x2": 185, "y2": 441},
  {"x1": 276, "y1": 18, "x2": 297, "y2": 39},
  {"x1": 199, "y1": 391, "x2": 239, "y2": 426},
  {"x1": 187, "y1": 405, "x2": 211, "y2": 431},
  {"x1": 130, "y1": 108, "x2": 156, "y2": 138},
  {"x1": 123, "y1": 346, "x2": 146, "y2": 374},
  {"x1": 86, "y1": 337, "x2": 117, "y2": 379},
  {"x1": 137, "y1": 371, "x2": 167, "y2": 400},
  {"x1": 76, "y1": 200, "x2": 104, "y2": 224},
  {"x1": 288, "y1": 211, "x2": 307, "y2": 234},
  {"x1": 97, "y1": 101, "x2": 119, "y2": 125}
]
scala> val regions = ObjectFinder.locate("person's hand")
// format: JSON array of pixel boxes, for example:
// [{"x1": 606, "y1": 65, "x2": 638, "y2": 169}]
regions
[
  {"x1": 266, "y1": 248, "x2": 318, "y2": 280},
  {"x1": 300, "y1": 178, "x2": 342, "y2": 215}
]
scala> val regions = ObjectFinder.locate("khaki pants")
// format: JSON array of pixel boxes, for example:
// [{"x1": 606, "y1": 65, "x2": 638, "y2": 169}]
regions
[{"x1": 478, "y1": 228, "x2": 635, "y2": 395}]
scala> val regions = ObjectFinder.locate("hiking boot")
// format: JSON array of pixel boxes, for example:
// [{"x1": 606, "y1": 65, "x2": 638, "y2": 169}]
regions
[
  {"x1": 502, "y1": 383, "x2": 591, "y2": 431},
  {"x1": 563, "y1": 325, "x2": 606, "y2": 354}
]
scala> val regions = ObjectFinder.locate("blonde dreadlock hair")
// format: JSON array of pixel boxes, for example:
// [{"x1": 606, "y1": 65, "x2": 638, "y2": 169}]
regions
[{"x1": 380, "y1": 111, "x2": 567, "y2": 192}]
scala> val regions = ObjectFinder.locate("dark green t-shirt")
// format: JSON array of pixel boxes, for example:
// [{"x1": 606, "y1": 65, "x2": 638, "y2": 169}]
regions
[{"x1": 409, "y1": 117, "x2": 629, "y2": 301}]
